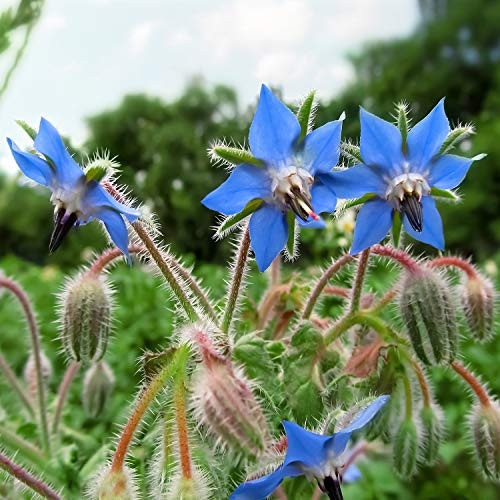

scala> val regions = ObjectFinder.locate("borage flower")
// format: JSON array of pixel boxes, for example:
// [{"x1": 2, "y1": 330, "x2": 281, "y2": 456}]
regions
[
  {"x1": 7, "y1": 118, "x2": 140, "y2": 262},
  {"x1": 231, "y1": 395, "x2": 389, "y2": 500},
  {"x1": 324, "y1": 100, "x2": 484, "y2": 254},
  {"x1": 202, "y1": 85, "x2": 342, "y2": 271}
]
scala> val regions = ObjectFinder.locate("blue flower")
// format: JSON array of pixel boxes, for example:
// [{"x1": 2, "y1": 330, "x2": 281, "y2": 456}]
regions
[
  {"x1": 230, "y1": 395, "x2": 389, "y2": 500},
  {"x1": 323, "y1": 100, "x2": 483, "y2": 255},
  {"x1": 7, "y1": 118, "x2": 140, "y2": 262},
  {"x1": 202, "y1": 85, "x2": 342, "y2": 271}
]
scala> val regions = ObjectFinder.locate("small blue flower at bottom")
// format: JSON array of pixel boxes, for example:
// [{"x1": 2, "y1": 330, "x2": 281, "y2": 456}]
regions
[
  {"x1": 322, "y1": 100, "x2": 484, "y2": 255},
  {"x1": 7, "y1": 118, "x2": 140, "y2": 263},
  {"x1": 230, "y1": 395, "x2": 389, "y2": 500},
  {"x1": 202, "y1": 84, "x2": 342, "y2": 271}
]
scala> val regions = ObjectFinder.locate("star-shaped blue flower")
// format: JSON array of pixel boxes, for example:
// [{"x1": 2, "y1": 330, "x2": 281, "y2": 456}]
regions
[
  {"x1": 202, "y1": 85, "x2": 342, "y2": 271},
  {"x1": 7, "y1": 118, "x2": 140, "y2": 262},
  {"x1": 323, "y1": 100, "x2": 483, "y2": 255},
  {"x1": 230, "y1": 395, "x2": 389, "y2": 500}
]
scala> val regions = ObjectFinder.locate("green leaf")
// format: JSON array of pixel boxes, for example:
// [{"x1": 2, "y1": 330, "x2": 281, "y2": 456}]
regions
[
  {"x1": 285, "y1": 210, "x2": 297, "y2": 259},
  {"x1": 392, "y1": 211, "x2": 402, "y2": 247},
  {"x1": 85, "y1": 165, "x2": 108, "y2": 183},
  {"x1": 396, "y1": 102, "x2": 409, "y2": 153},
  {"x1": 15, "y1": 119, "x2": 37, "y2": 140},
  {"x1": 215, "y1": 199, "x2": 262, "y2": 238},
  {"x1": 296, "y1": 90, "x2": 315, "y2": 141},
  {"x1": 340, "y1": 193, "x2": 377, "y2": 210},
  {"x1": 430, "y1": 187, "x2": 459, "y2": 201},
  {"x1": 233, "y1": 333, "x2": 274, "y2": 380},
  {"x1": 211, "y1": 145, "x2": 263, "y2": 167}
]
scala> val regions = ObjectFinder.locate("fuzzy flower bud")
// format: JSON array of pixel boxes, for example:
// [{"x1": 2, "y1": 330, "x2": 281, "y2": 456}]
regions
[
  {"x1": 419, "y1": 403, "x2": 444, "y2": 465},
  {"x1": 393, "y1": 418, "x2": 418, "y2": 478},
  {"x1": 460, "y1": 273, "x2": 495, "y2": 342},
  {"x1": 190, "y1": 328, "x2": 271, "y2": 458},
  {"x1": 160, "y1": 468, "x2": 210, "y2": 500},
  {"x1": 59, "y1": 272, "x2": 113, "y2": 364},
  {"x1": 469, "y1": 402, "x2": 500, "y2": 482},
  {"x1": 96, "y1": 467, "x2": 137, "y2": 500},
  {"x1": 23, "y1": 351, "x2": 52, "y2": 403},
  {"x1": 83, "y1": 361, "x2": 114, "y2": 418},
  {"x1": 399, "y1": 269, "x2": 458, "y2": 365}
]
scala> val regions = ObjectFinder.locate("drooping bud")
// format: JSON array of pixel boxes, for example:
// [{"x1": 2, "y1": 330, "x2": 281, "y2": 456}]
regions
[
  {"x1": 190, "y1": 327, "x2": 271, "y2": 458},
  {"x1": 469, "y1": 402, "x2": 500, "y2": 482},
  {"x1": 96, "y1": 467, "x2": 137, "y2": 500},
  {"x1": 399, "y1": 268, "x2": 458, "y2": 365},
  {"x1": 82, "y1": 361, "x2": 114, "y2": 418},
  {"x1": 23, "y1": 351, "x2": 52, "y2": 403},
  {"x1": 460, "y1": 273, "x2": 495, "y2": 342},
  {"x1": 160, "y1": 469, "x2": 211, "y2": 500},
  {"x1": 419, "y1": 403, "x2": 444, "y2": 465},
  {"x1": 393, "y1": 418, "x2": 419, "y2": 478},
  {"x1": 59, "y1": 272, "x2": 113, "y2": 364}
]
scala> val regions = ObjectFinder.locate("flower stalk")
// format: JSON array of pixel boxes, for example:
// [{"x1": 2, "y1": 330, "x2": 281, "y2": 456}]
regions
[
  {"x1": 0, "y1": 352, "x2": 34, "y2": 416},
  {"x1": 52, "y1": 361, "x2": 80, "y2": 434},
  {"x1": 350, "y1": 248, "x2": 371, "y2": 313},
  {"x1": 429, "y1": 256, "x2": 477, "y2": 279},
  {"x1": 451, "y1": 361, "x2": 491, "y2": 407}
]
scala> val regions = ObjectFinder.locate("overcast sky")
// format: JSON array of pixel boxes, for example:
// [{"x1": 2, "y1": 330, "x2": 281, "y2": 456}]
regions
[{"x1": 0, "y1": 0, "x2": 419, "y2": 173}]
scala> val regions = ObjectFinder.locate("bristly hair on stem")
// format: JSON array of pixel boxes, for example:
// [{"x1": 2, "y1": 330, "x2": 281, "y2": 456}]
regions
[{"x1": 350, "y1": 248, "x2": 371, "y2": 313}]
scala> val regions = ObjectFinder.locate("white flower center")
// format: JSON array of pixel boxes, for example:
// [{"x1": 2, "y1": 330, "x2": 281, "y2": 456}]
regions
[
  {"x1": 385, "y1": 172, "x2": 430, "y2": 206},
  {"x1": 50, "y1": 183, "x2": 89, "y2": 223}
]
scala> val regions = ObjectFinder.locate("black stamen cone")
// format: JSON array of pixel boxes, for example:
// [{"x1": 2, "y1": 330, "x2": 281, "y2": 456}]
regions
[
  {"x1": 400, "y1": 194, "x2": 423, "y2": 232},
  {"x1": 285, "y1": 186, "x2": 313, "y2": 222},
  {"x1": 319, "y1": 475, "x2": 344, "y2": 500},
  {"x1": 49, "y1": 208, "x2": 77, "y2": 253}
]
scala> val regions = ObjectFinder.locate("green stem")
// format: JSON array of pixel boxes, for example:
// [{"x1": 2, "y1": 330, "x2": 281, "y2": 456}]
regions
[
  {"x1": 0, "y1": 352, "x2": 34, "y2": 416},
  {"x1": 350, "y1": 248, "x2": 371, "y2": 313},
  {"x1": 402, "y1": 370, "x2": 413, "y2": 419}
]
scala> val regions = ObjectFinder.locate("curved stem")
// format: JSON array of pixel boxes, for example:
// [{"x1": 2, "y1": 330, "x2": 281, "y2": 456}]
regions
[
  {"x1": 87, "y1": 245, "x2": 143, "y2": 275},
  {"x1": 428, "y1": 256, "x2": 477, "y2": 279},
  {"x1": 350, "y1": 248, "x2": 371, "y2": 313},
  {"x1": 52, "y1": 361, "x2": 80, "y2": 434},
  {"x1": 0, "y1": 452, "x2": 61, "y2": 500},
  {"x1": 323, "y1": 286, "x2": 350, "y2": 298},
  {"x1": 0, "y1": 277, "x2": 50, "y2": 454},
  {"x1": 370, "y1": 289, "x2": 397, "y2": 314},
  {"x1": 370, "y1": 244, "x2": 420, "y2": 273},
  {"x1": 0, "y1": 352, "x2": 34, "y2": 416},
  {"x1": 411, "y1": 360, "x2": 431, "y2": 406},
  {"x1": 302, "y1": 254, "x2": 354, "y2": 319},
  {"x1": 451, "y1": 361, "x2": 491, "y2": 407}
]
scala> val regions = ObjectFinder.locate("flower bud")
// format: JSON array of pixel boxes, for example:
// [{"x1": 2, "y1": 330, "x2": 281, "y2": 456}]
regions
[
  {"x1": 23, "y1": 351, "x2": 52, "y2": 403},
  {"x1": 59, "y1": 272, "x2": 112, "y2": 364},
  {"x1": 419, "y1": 403, "x2": 444, "y2": 465},
  {"x1": 393, "y1": 419, "x2": 418, "y2": 478},
  {"x1": 96, "y1": 467, "x2": 137, "y2": 500},
  {"x1": 399, "y1": 269, "x2": 458, "y2": 365},
  {"x1": 470, "y1": 402, "x2": 500, "y2": 482},
  {"x1": 460, "y1": 274, "x2": 495, "y2": 342},
  {"x1": 83, "y1": 361, "x2": 114, "y2": 418},
  {"x1": 160, "y1": 469, "x2": 210, "y2": 500}
]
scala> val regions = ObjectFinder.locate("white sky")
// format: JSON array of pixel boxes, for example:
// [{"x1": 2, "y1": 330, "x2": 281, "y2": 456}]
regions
[{"x1": 0, "y1": 0, "x2": 419, "y2": 174}]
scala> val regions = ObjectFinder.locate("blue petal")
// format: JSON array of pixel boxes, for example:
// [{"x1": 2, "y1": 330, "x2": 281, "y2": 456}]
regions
[
  {"x1": 230, "y1": 464, "x2": 303, "y2": 500},
  {"x1": 94, "y1": 207, "x2": 132, "y2": 264},
  {"x1": 359, "y1": 107, "x2": 404, "y2": 171},
  {"x1": 249, "y1": 204, "x2": 288, "y2": 272},
  {"x1": 350, "y1": 199, "x2": 393, "y2": 255},
  {"x1": 403, "y1": 196, "x2": 444, "y2": 250},
  {"x1": 83, "y1": 182, "x2": 140, "y2": 222},
  {"x1": 342, "y1": 464, "x2": 361, "y2": 483},
  {"x1": 202, "y1": 164, "x2": 271, "y2": 215},
  {"x1": 282, "y1": 421, "x2": 331, "y2": 469},
  {"x1": 302, "y1": 119, "x2": 343, "y2": 174},
  {"x1": 249, "y1": 85, "x2": 300, "y2": 166},
  {"x1": 321, "y1": 165, "x2": 386, "y2": 199},
  {"x1": 427, "y1": 154, "x2": 475, "y2": 189},
  {"x1": 406, "y1": 99, "x2": 449, "y2": 170},
  {"x1": 34, "y1": 117, "x2": 84, "y2": 187},
  {"x1": 297, "y1": 181, "x2": 337, "y2": 228},
  {"x1": 330, "y1": 396, "x2": 390, "y2": 456},
  {"x1": 7, "y1": 138, "x2": 54, "y2": 187}
]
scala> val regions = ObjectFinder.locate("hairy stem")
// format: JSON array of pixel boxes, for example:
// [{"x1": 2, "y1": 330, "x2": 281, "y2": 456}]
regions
[
  {"x1": 323, "y1": 286, "x2": 351, "y2": 298},
  {"x1": 0, "y1": 277, "x2": 50, "y2": 454},
  {"x1": 402, "y1": 370, "x2": 413, "y2": 419},
  {"x1": 0, "y1": 352, "x2": 34, "y2": 416},
  {"x1": 0, "y1": 452, "x2": 61, "y2": 500},
  {"x1": 350, "y1": 248, "x2": 371, "y2": 313},
  {"x1": 174, "y1": 375, "x2": 192, "y2": 479},
  {"x1": 302, "y1": 254, "x2": 354, "y2": 319},
  {"x1": 451, "y1": 361, "x2": 491, "y2": 407},
  {"x1": 87, "y1": 245, "x2": 143, "y2": 275},
  {"x1": 428, "y1": 256, "x2": 477, "y2": 279},
  {"x1": 52, "y1": 361, "x2": 80, "y2": 434},
  {"x1": 222, "y1": 227, "x2": 251, "y2": 336},
  {"x1": 270, "y1": 256, "x2": 281, "y2": 286},
  {"x1": 370, "y1": 289, "x2": 397, "y2": 313},
  {"x1": 411, "y1": 361, "x2": 431, "y2": 406},
  {"x1": 370, "y1": 244, "x2": 421, "y2": 273}
]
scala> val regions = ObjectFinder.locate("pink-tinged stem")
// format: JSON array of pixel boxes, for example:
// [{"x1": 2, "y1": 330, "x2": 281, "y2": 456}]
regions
[
  {"x1": 302, "y1": 254, "x2": 354, "y2": 319},
  {"x1": 323, "y1": 286, "x2": 351, "y2": 298},
  {"x1": 274, "y1": 485, "x2": 287, "y2": 499},
  {"x1": 175, "y1": 379, "x2": 192, "y2": 479},
  {"x1": 428, "y1": 256, "x2": 477, "y2": 279},
  {"x1": 412, "y1": 361, "x2": 431, "y2": 406},
  {"x1": 52, "y1": 361, "x2": 80, "y2": 434},
  {"x1": 370, "y1": 244, "x2": 421, "y2": 273},
  {"x1": 451, "y1": 361, "x2": 491, "y2": 407},
  {"x1": 350, "y1": 248, "x2": 371, "y2": 313},
  {"x1": 87, "y1": 245, "x2": 144, "y2": 276},
  {"x1": 0, "y1": 352, "x2": 34, "y2": 416},
  {"x1": 0, "y1": 277, "x2": 50, "y2": 454},
  {"x1": 0, "y1": 452, "x2": 61, "y2": 500}
]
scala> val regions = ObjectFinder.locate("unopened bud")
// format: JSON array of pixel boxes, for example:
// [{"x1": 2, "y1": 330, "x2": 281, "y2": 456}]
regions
[
  {"x1": 23, "y1": 351, "x2": 52, "y2": 403},
  {"x1": 399, "y1": 269, "x2": 458, "y2": 365},
  {"x1": 393, "y1": 419, "x2": 418, "y2": 478},
  {"x1": 461, "y1": 274, "x2": 495, "y2": 342},
  {"x1": 96, "y1": 467, "x2": 137, "y2": 500},
  {"x1": 161, "y1": 469, "x2": 210, "y2": 500},
  {"x1": 59, "y1": 272, "x2": 112, "y2": 364},
  {"x1": 83, "y1": 361, "x2": 114, "y2": 418},
  {"x1": 470, "y1": 402, "x2": 500, "y2": 482},
  {"x1": 419, "y1": 403, "x2": 444, "y2": 465}
]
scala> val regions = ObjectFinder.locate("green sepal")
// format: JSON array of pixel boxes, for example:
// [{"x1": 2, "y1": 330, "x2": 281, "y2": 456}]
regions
[
  {"x1": 85, "y1": 165, "x2": 108, "y2": 183},
  {"x1": 16, "y1": 119, "x2": 37, "y2": 141},
  {"x1": 392, "y1": 211, "x2": 402, "y2": 247},
  {"x1": 430, "y1": 187, "x2": 459, "y2": 201},
  {"x1": 395, "y1": 102, "x2": 409, "y2": 153},
  {"x1": 141, "y1": 347, "x2": 177, "y2": 383},
  {"x1": 340, "y1": 141, "x2": 362, "y2": 164},
  {"x1": 211, "y1": 145, "x2": 263, "y2": 167},
  {"x1": 296, "y1": 90, "x2": 315, "y2": 141},
  {"x1": 215, "y1": 199, "x2": 263, "y2": 238},
  {"x1": 438, "y1": 125, "x2": 474, "y2": 155},
  {"x1": 341, "y1": 193, "x2": 377, "y2": 210},
  {"x1": 286, "y1": 210, "x2": 297, "y2": 258}
]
